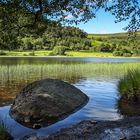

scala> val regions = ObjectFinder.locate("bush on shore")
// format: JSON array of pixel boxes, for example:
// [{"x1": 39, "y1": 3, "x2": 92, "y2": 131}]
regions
[
  {"x1": 52, "y1": 46, "x2": 67, "y2": 55},
  {"x1": 0, "y1": 51, "x2": 7, "y2": 56}
]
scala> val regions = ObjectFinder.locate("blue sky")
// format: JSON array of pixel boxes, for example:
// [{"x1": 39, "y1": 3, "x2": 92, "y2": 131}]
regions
[{"x1": 76, "y1": 9, "x2": 128, "y2": 34}]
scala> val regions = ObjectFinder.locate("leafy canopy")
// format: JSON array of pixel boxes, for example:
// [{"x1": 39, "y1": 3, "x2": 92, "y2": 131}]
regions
[{"x1": 0, "y1": 0, "x2": 140, "y2": 32}]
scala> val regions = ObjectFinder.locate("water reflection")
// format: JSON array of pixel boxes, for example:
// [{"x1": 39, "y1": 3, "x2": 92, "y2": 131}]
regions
[
  {"x1": 117, "y1": 98, "x2": 140, "y2": 116},
  {"x1": 0, "y1": 57, "x2": 140, "y2": 65},
  {"x1": 0, "y1": 78, "x2": 123, "y2": 139},
  {"x1": 0, "y1": 57, "x2": 140, "y2": 139}
]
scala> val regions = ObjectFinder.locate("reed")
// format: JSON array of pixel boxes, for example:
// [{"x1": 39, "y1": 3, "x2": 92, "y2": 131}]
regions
[
  {"x1": 0, "y1": 118, "x2": 11, "y2": 140},
  {"x1": 0, "y1": 63, "x2": 140, "y2": 86},
  {"x1": 118, "y1": 69, "x2": 140, "y2": 104}
]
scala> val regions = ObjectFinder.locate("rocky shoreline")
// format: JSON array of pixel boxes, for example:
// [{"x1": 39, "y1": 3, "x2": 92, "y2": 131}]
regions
[{"x1": 22, "y1": 117, "x2": 140, "y2": 140}]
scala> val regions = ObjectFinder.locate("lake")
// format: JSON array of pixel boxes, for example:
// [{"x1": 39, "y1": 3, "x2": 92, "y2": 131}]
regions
[{"x1": 0, "y1": 57, "x2": 140, "y2": 139}]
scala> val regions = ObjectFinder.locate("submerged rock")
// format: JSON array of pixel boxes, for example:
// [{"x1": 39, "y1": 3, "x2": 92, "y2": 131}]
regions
[{"x1": 10, "y1": 79, "x2": 88, "y2": 128}]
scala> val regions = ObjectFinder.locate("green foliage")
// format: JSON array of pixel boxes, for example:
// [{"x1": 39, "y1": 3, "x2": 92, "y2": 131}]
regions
[
  {"x1": 0, "y1": 11, "x2": 91, "y2": 51},
  {"x1": 113, "y1": 50, "x2": 132, "y2": 57},
  {"x1": 52, "y1": 46, "x2": 66, "y2": 55},
  {"x1": 0, "y1": 0, "x2": 139, "y2": 56},
  {"x1": 2, "y1": 0, "x2": 139, "y2": 54},
  {"x1": 20, "y1": 37, "x2": 34, "y2": 50},
  {"x1": 0, "y1": 51, "x2": 7, "y2": 56},
  {"x1": 118, "y1": 69, "x2": 140, "y2": 104},
  {"x1": 89, "y1": 33, "x2": 140, "y2": 57},
  {"x1": 123, "y1": 53, "x2": 132, "y2": 57},
  {"x1": 42, "y1": 26, "x2": 91, "y2": 51},
  {"x1": 113, "y1": 51, "x2": 123, "y2": 56},
  {"x1": 114, "y1": 46, "x2": 132, "y2": 57},
  {"x1": 92, "y1": 43, "x2": 116, "y2": 53},
  {"x1": 29, "y1": 51, "x2": 35, "y2": 56},
  {"x1": 19, "y1": 37, "x2": 43, "y2": 50},
  {"x1": 0, "y1": 119, "x2": 10, "y2": 140},
  {"x1": 1, "y1": 0, "x2": 140, "y2": 34},
  {"x1": 100, "y1": 43, "x2": 115, "y2": 52}
]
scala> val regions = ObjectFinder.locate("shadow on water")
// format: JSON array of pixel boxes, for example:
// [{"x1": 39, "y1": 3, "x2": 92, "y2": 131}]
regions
[{"x1": 117, "y1": 98, "x2": 140, "y2": 116}]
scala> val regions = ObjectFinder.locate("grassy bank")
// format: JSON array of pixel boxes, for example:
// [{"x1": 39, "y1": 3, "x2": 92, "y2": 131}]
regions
[
  {"x1": 66, "y1": 51, "x2": 113, "y2": 57},
  {"x1": 118, "y1": 69, "x2": 140, "y2": 116},
  {"x1": 0, "y1": 50, "x2": 51, "y2": 56},
  {"x1": 118, "y1": 69, "x2": 140, "y2": 104},
  {"x1": 0, "y1": 50, "x2": 126, "y2": 57}
]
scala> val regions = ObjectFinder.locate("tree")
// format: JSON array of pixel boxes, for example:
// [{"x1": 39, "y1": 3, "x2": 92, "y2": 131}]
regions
[
  {"x1": 0, "y1": 0, "x2": 140, "y2": 32},
  {"x1": 52, "y1": 46, "x2": 66, "y2": 55},
  {"x1": 0, "y1": 0, "x2": 140, "y2": 53}
]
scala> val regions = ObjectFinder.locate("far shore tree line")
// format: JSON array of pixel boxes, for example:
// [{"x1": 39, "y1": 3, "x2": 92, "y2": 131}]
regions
[
  {"x1": 0, "y1": 20, "x2": 92, "y2": 53},
  {"x1": 0, "y1": 18, "x2": 140, "y2": 57}
]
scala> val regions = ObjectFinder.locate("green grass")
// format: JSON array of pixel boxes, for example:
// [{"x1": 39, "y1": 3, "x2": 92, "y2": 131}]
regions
[
  {"x1": 0, "y1": 49, "x2": 139, "y2": 57},
  {"x1": 88, "y1": 31, "x2": 140, "y2": 40},
  {"x1": 66, "y1": 51, "x2": 113, "y2": 57},
  {"x1": 118, "y1": 69, "x2": 140, "y2": 104},
  {"x1": 0, "y1": 50, "x2": 114, "y2": 57},
  {"x1": 0, "y1": 119, "x2": 11, "y2": 140},
  {"x1": 0, "y1": 63, "x2": 140, "y2": 86},
  {"x1": 91, "y1": 40, "x2": 103, "y2": 46},
  {"x1": 0, "y1": 50, "x2": 51, "y2": 56}
]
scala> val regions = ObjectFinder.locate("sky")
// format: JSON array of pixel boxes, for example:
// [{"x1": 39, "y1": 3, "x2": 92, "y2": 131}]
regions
[{"x1": 75, "y1": 9, "x2": 129, "y2": 34}]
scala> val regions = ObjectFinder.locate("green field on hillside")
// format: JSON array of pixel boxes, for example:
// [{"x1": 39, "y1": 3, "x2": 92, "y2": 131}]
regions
[
  {"x1": 0, "y1": 31, "x2": 140, "y2": 57},
  {"x1": 88, "y1": 31, "x2": 140, "y2": 40},
  {"x1": 88, "y1": 32, "x2": 140, "y2": 57}
]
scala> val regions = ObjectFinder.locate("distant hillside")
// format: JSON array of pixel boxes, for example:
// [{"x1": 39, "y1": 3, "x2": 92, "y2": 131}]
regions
[
  {"x1": 88, "y1": 31, "x2": 140, "y2": 57},
  {"x1": 88, "y1": 32, "x2": 140, "y2": 40}
]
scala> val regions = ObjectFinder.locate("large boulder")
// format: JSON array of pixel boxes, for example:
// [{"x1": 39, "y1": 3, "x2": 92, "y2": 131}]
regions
[{"x1": 10, "y1": 79, "x2": 88, "y2": 128}]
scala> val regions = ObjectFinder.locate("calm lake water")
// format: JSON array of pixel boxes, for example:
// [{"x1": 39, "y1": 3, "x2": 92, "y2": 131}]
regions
[{"x1": 0, "y1": 57, "x2": 140, "y2": 139}]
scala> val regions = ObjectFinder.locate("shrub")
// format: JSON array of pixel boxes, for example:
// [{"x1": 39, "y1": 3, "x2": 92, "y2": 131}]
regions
[
  {"x1": 52, "y1": 46, "x2": 66, "y2": 55},
  {"x1": 91, "y1": 45, "x2": 101, "y2": 52},
  {"x1": 23, "y1": 54, "x2": 28, "y2": 56},
  {"x1": 100, "y1": 43, "x2": 110, "y2": 52},
  {"x1": 113, "y1": 51, "x2": 123, "y2": 56},
  {"x1": 123, "y1": 53, "x2": 132, "y2": 57},
  {"x1": 122, "y1": 48, "x2": 132, "y2": 54},
  {"x1": 118, "y1": 69, "x2": 140, "y2": 104},
  {"x1": 20, "y1": 37, "x2": 34, "y2": 50},
  {"x1": 96, "y1": 38, "x2": 103, "y2": 41},
  {"x1": 29, "y1": 51, "x2": 35, "y2": 56},
  {"x1": 0, "y1": 51, "x2": 7, "y2": 55}
]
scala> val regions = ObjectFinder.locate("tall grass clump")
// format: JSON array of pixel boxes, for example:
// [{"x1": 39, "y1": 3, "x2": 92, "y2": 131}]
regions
[
  {"x1": 0, "y1": 119, "x2": 12, "y2": 140},
  {"x1": 118, "y1": 69, "x2": 140, "y2": 104}
]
